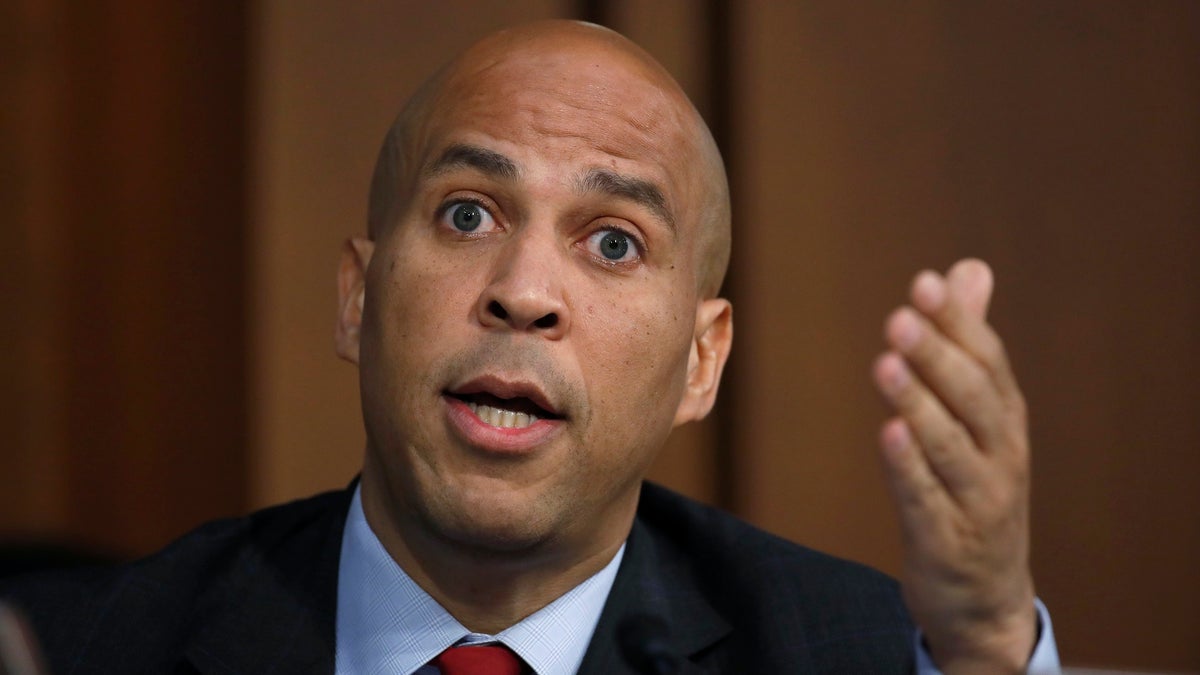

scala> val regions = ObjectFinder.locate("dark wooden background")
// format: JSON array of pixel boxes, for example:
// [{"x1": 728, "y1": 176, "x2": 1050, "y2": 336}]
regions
[{"x1": 3, "y1": 1, "x2": 1197, "y2": 670}]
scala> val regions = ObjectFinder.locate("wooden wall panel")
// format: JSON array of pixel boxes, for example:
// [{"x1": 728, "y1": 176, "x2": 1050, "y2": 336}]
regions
[
  {"x1": 1, "y1": 1, "x2": 249, "y2": 557},
  {"x1": 1, "y1": 0, "x2": 72, "y2": 536},
  {"x1": 731, "y1": 1, "x2": 1200, "y2": 670}
]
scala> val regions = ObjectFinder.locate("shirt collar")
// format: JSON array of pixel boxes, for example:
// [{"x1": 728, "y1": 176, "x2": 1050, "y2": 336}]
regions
[{"x1": 336, "y1": 485, "x2": 624, "y2": 675}]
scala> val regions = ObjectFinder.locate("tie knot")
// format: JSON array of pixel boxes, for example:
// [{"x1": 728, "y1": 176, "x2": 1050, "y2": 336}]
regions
[{"x1": 433, "y1": 644, "x2": 527, "y2": 675}]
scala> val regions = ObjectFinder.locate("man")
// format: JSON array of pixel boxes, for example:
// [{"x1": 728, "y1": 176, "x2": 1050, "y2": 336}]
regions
[{"x1": 2, "y1": 20, "x2": 1058, "y2": 674}]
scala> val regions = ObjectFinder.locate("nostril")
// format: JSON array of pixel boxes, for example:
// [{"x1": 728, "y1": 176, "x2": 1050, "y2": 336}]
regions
[
  {"x1": 488, "y1": 300, "x2": 508, "y2": 320},
  {"x1": 534, "y1": 313, "x2": 558, "y2": 329}
]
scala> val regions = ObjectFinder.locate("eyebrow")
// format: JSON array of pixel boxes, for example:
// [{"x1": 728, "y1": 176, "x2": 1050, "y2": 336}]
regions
[
  {"x1": 423, "y1": 144, "x2": 675, "y2": 231},
  {"x1": 424, "y1": 143, "x2": 519, "y2": 180},
  {"x1": 576, "y1": 168, "x2": 676, "y2": 233}
]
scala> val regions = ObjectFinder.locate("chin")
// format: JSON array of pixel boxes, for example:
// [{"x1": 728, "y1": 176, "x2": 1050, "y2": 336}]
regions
[{"x1": 420, "y1": 483, "x2": 566, "y2": 556}]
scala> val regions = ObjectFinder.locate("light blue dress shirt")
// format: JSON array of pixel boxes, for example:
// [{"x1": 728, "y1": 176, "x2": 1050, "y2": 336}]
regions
[
  {"x1": 914, "y1": 598, "x2": 1061, "y2": 674},
  {"x1": 336, "y1": 486, "x2": 1060, "y2": 674}
]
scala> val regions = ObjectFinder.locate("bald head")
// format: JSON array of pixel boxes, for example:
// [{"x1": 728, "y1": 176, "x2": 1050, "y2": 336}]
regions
[{"x1": 367, "y1": 20, "x2": 731, "y2": 297}]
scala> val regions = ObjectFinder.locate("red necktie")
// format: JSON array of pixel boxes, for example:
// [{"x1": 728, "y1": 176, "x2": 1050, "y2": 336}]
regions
[{"x1": 433, "y1": 644, "x2": 527, "y2": 675}]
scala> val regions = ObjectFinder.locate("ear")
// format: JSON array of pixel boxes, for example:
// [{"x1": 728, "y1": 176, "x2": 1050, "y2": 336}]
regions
[
  {"x1": 673, "y1": 298, "x2": 733, "y2": 426},
  {"x1": 335, "y1": 236, "x2": 375, "y2": 364}
]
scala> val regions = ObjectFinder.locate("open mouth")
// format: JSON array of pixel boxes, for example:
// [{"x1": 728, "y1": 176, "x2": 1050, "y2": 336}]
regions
[{"x1": 446, "y1": 391, "x2": 562, "y2": 429}]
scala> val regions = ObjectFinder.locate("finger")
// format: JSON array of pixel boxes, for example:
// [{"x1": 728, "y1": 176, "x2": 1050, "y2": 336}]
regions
[
  {"x1": 909, "y1": 267, "x2": 1021, "y2": 402},
  {"x1": 945, "y1": 258, "x2": 993, "y2": 319},
  {"x1": 877, "y1": 416, "x2": 957, "y2": 530},
  {"x1": 884, "y1": 307, "x2": 1012, "y2": 451},
  {"x1": 873, "y1": 351, "x2": 987, "y2": 495}
]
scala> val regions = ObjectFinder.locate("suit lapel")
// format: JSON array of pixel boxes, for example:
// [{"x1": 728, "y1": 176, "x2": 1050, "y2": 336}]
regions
[
  {"x1": 182, "y1": 489, "x2": 352, "y2": 675},
  {"x1": 577, "y1": 517, "x2": 731, "y2": 674}
]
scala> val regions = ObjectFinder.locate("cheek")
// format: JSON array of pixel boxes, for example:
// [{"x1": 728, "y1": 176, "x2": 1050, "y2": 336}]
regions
[
  {"x1": 361, "y1": 251, "x2": 478, "y2": 411},
  {"x1": 577, "y1": 287, "x2": 692, "y2": 444},
  {"x1": 373, "y1": 249, "x2": 478, "y2": 349}
]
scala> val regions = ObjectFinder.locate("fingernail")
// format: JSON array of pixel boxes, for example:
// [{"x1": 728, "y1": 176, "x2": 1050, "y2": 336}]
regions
[{"x1": 914, "y1": 271, "x2": 946, "y2": 311}]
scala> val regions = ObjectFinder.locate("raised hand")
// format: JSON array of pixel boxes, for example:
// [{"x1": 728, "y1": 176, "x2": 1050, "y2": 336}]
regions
[{"x1": 872, "y1": 259, "x2": 1037, "y2": 673}]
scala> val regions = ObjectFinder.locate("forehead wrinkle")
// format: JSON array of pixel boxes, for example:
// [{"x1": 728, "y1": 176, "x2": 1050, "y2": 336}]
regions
[
  {"x1": 575, "y1": 168, "x2": 676, "y2": 234},
  {"x1": 423, "y1": 143, "x2": 520, "y2": 181}
]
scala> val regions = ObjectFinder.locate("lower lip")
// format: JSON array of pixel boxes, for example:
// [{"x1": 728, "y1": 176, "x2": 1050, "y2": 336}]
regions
[{"x1": 443, "y1": 396, "x2": 562, "y2": 455}]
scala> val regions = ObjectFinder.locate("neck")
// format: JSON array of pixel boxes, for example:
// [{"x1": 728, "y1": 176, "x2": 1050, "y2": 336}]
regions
[{"x1": 359, "y1": 470, "x2": 632, "y2": 634}]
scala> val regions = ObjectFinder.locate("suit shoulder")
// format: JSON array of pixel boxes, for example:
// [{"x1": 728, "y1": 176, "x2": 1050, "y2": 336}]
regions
[
  {"x1": 639, "y1": 482, "x2": 896, "y2": 577},
  {"x1": 636, "y1": 481, "x2": 912, "y2": 636},
  {"x1": 0, "y1": 487, "x2": 351, "y2": 672}
]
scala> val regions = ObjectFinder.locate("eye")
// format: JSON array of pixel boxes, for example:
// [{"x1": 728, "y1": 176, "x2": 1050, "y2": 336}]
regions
[
  {"x1": 441, "y1": 200, "x2": 496, "y2": 233},
  {"x1": 585, "y1": 228, "x2": 641, "y2": 264}
]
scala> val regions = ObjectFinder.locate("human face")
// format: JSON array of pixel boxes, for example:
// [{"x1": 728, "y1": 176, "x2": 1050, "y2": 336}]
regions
[{"x1": 342, "y1": 38, "x2": 728, "y2": 561}]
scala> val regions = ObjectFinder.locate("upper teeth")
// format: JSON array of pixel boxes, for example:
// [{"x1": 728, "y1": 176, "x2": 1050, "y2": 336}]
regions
[{"x1": 467, "y1": 401, "x2": 538, "y2": 429}]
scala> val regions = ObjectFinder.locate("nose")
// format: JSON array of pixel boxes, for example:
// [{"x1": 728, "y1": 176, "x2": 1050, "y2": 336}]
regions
[{"x1": 475, "y1": 231, "x2": 570, "y2": 339}]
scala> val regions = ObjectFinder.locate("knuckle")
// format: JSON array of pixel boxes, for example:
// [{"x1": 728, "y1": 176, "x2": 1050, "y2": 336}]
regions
[
  {"x1": 919, "y1": 331, "x2": 952, "y2": 370},
  {"x1": 956, "y1": 367, "x2": 993, "y2": 413},
  {"x1": 948, "y1": 419, "x2": 974, "y2": 451},
  {"x1": 894, "y1": 375, "x2": 933, "y2": 419},
  {"x1": 923, "y1": 418, "x2": 972, "y2": 467},
  {"x1": 909, "y1": 472, "x2": 943, "y2": 506},
  {"x1": 981, "y1": 334, "x2": 1004, "y2": 364}
]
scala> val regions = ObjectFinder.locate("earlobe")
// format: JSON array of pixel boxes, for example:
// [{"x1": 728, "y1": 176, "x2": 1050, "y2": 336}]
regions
[
  {"x1": 673, "y1": 298, "x2": 733, "y2": 426},
  {"x1": 335, "y1": 236, "x2": 375, "y2": 364}
]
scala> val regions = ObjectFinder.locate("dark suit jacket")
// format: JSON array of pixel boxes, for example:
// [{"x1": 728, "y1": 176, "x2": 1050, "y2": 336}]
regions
[{"x1": 1, "y1": 482, "x2": 914, "y2": 674}]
